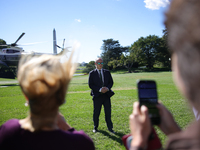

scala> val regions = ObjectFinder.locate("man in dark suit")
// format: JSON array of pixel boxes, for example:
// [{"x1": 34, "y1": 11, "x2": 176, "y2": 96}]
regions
[{"x1": 88, "y1": 57, "x2": 115, "y2": 133}]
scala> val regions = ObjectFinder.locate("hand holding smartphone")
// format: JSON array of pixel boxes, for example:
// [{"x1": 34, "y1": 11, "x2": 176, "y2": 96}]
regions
[{"x1": 137, "y1": 80, "x2": 161, "y2": 125}]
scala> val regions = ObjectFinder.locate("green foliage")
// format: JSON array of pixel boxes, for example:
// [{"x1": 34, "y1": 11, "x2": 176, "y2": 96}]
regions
[
  {"x1": 101, "y1": 29, "x2": 170, "y2": 72},
  {"x1": 0, "y1": 72, "x2": 194, "y2": 149},
  {"x1": 117, "y1": 52, "x2": 139, "y2": 73},
  {"x1": 107, "y1": 58, "x2": 120, "y2": 70},
  {"x1": 0, "y1": 39, "x2": 7, "y2": 49},
  {"x1": 102, "y1": 30, "x2": 170, "y2": 73},
  {"x1": 0, "y1": 39, "x2": 6, "y2": 45},
  {"x1": 131, "y1": 35, "x2": 162, "y2": 69},
  {"x1": 156, "y1": 29, "x2": 171, "y2": 68},
  {"x1": 129, "y1": 46, "x2": 144, "y2": 66},
  {"x1": 82, "y1": 61, "x2": 95, "y2": 73},
  {"x1": 88, "y1": 61, "x2": 95, "y2": 65},
  {"x1": 100, "y1": 39, "x2": 129, "y2": 69}
]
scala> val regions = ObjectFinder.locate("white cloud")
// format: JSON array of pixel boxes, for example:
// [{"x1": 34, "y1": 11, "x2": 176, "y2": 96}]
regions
[
  {"x1": 75, "y1": 19, "x2": 81, "y2": 22},
  {"x1": 144, "y1": 0, "x2": 170, "y2": 10}
]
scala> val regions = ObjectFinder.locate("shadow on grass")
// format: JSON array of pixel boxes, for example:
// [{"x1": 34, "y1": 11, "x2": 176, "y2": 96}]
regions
[
  {"x1": 70, "y1": 83, "x2": 88, "y2": 84},
  {"x1": 0, "y1": 84, "x2": 19, "y2": 87},
  {"x1": 98, "y1": 130, "x2": 125, "y2": 145}
]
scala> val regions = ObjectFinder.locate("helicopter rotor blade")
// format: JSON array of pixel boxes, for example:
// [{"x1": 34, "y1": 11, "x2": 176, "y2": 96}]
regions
[
  {"x1": 56, "y1": 45, "x2": 62, "y2": 49},
  {"x1": 62, "y1": 39, "x2": 65, "y2": 50},
  {"x1": 11, "y1": 32, "x2": 25, "y2": 46}
]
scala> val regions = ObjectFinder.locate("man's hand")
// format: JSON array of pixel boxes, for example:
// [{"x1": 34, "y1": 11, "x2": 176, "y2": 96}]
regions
[{"x1": 101, "y1": 87, "x2": 109, "y2": 93}]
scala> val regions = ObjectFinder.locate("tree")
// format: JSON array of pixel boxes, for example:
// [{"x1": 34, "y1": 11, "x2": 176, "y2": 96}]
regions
[
  {"x1": 156, "y1": 28, "x2": 171, "y2": 68},
  {"x1": 100, "y1": 39, "x2": 128, "y2": 69},
  {"x1": 129, "y1": 46, "x2": 144, "y2": 67},
  {"x1": 131, "y1": 35, "x2": 162, "y2": 69},
  {"x1": 107, "y1": 58, "x2": 120, "y2": 70},
  {"x1": 82, "y1": 61, "x2": 95, "y2": 74},
  {"x1": 0, "y1": 39, "x2": 7, "y2": 49},
  {"x1": 119, "y1": 54, "x2": 134, "y2": 73}
]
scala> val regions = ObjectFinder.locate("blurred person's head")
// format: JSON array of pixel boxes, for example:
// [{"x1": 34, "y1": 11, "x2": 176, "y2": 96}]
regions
[
  {"x1": 165, "y1": 0, "x2": 200, "y2": 110},
  {"x1": 17, "y1": 49, "x2": 76, "y2": 125}
]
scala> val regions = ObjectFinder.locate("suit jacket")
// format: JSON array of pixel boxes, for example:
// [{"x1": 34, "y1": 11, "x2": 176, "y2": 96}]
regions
[{"x1": 88, "y1": 69, "x2": 114, "y2": 99}]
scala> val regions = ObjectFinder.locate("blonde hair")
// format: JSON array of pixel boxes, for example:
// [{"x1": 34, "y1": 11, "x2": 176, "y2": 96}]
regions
[{"x1": 17, "y1": 49, "x2": 76, "y2": 115}]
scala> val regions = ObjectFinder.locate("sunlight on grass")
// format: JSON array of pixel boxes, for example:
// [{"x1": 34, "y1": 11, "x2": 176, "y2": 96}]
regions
[{"x1": 0, "y1": 72, "x2": 194, "y2": 149}]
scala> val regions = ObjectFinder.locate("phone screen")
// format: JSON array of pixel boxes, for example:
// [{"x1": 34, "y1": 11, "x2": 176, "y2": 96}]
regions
[{"x1": 137, "y1": 80, "x2": 160, "y2": 125}]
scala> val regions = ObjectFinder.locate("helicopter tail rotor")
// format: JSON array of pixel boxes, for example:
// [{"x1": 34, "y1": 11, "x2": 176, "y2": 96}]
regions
[
  {"x1": 56, "y1": 39, "x2": 66, "y2": 51},
  {"x1": 62, "y1": 39, "x2": 65, "y2": 50}
]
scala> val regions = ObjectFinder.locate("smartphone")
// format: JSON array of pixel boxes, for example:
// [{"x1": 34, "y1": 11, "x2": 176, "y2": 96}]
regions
[{"x1": 137, "y1": 80, "x2": 160, "y2": 125}]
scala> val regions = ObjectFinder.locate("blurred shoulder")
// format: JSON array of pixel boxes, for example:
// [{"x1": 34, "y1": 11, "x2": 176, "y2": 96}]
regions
[
  {"x1": 89, "y1": 69, "x2": 97, "y2": 74},
  {"x1": 60, "y1": 129, "x2": 95, "y2": 149},
  {"x1": 103, "y1": 69, "x2": 111, "y2": 73},
  {"x1": 0, "y1": 119, "x2": 20, "y2": 140},
  {"x1": 0, "y1": 119, "x2": 20, "y2": 129}
]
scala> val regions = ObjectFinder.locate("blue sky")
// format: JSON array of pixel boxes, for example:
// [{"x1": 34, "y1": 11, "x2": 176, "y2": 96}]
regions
[{"x1": 0, "y1": 0, "x2": 170, "y2": 63}]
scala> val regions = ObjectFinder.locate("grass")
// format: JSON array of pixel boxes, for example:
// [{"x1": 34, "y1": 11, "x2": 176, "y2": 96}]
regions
[{"x1": 0, "y1": 72, "x2": 194, "y2": 149}]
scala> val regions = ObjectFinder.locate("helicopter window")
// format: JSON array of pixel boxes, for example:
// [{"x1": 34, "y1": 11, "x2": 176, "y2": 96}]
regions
[
  {"x1": 13, "y1": 50, "x2": 20, "y2": 53},
  {"x1": 7, "y1": 50, "x2": 13, "y2": 53},
  {"x1": 6, "y1": 50, "x2": 20, "y2": 53}
]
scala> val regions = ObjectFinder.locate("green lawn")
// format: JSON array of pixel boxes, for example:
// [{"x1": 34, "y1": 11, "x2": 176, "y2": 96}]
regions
[{"x1": 0, "y1": 72, "x2": 194, "y2": 149}]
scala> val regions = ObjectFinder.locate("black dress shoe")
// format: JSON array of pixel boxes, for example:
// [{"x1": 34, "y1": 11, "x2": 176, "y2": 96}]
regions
[
  {"x1": 93, "y1": 128, "x2": 98, "y2": 133},
  {"x1": 108, "y1": 129, "x2": 115, "y2": 134}
]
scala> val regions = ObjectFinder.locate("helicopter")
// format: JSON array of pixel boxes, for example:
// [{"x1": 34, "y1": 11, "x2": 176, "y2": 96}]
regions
[{"x1": 0, "y1": 29, "x2": 67, "y2": 79}]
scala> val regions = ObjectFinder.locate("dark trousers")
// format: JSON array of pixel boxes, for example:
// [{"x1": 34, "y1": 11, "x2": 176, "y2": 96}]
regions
[{"x1": 93, "y1": 94, "x2": 113, "y2": 130}]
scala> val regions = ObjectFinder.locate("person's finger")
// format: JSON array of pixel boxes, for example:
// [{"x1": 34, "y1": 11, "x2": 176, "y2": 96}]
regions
[
  {"x1": 129, "y1": 114, "x2": 134, "y2": 120},
  {"x1": 141, "y1": 105, "x2": 149, "y2": 121},
  {"x1": 156, "y1": 102, "x2": 165, "y2": 114},
  {"x1": 156, "y1": 104, "x2": 162, "y2": 110},
  {"x1": 141, "y1": 105, "x2": 148, "y2": 115},
  {"x1": 133, "y1": 102, "x2": 140, "y2": 115}
]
